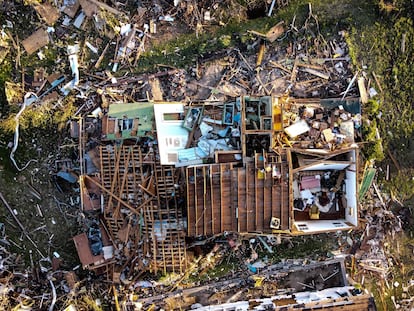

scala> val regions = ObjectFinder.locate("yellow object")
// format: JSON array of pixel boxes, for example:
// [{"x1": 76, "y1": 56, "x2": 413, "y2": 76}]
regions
[
  {"x1": 309, "y1": 205, "x2": 320, "y2": 220},
  {"x1": 272, "y1": 104, "x2": 283, "y2": 131},
  {"x1": 252, "y1": 276, "x2": 265, "y2": 287},
  {"x1": 112, "y1": 285, "x2": 120, "y2": 311}
]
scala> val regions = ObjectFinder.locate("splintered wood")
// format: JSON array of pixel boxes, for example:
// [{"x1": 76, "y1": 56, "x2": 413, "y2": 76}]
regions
[{"x1": 98, "y1": 145, "x2": 187, "y2": 276}]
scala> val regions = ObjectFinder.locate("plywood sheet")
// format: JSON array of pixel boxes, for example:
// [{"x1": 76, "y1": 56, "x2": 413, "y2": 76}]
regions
[
  {"x1": 22, "y1": 29, "x2": 49, "y2": 55},
  {"x1": 79, "y1": 0, "x2": 98, "y2": 17},
  {"x1": 62, "y1": 0, "x2": 80, "y2": 18},
  {"x1": 34, "y1": 3, "x2": 60, "y2": 25}
]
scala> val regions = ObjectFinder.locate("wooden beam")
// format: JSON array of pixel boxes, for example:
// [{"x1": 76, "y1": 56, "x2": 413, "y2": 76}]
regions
[
  {"x1": 280, "y1": 162, "x2": 285, "y2": 229},
  {"x1": 210, "y1": 166, "x2": 215, "y2": 234},
  {"x1": 241, "y1": 96, "x2": 247, "y2": 161},
  {"x1": 193, "y1": 167, "x2": 200, "y2": 235},
  {"x1": 84, "y1": 175, "x2": 138, "y2": 215},
  {"x1": 160, "y1": 216, "x2": 167, "y2": 274},
  {"x1": 203, "y1": 166, "x2": 207, "y2": 235},
  {"x1": 255, "y1": 163, "x2": 259, "y2": 231},
  {"x1": 231, "y1": 167, "x2": 237, "y2": 232},
  {"x1": 246, "y1": 162, "x2": 251, "y2": 231},
  {"x1": 114, "y1": 147, "x2": 132, "y2": 218},
  {"x1": 287, "y1": 150, "x2": 293, "y2": 230},
  {"x1": 106, "y1": 146, "x2": 122, "y2": 212},
  {"x1": 237, "y1": 169, "x2": 243, "y2": 232},
  {"x1": 263, "y1": 169, "x2": 271, "y2": 231},
  {"x1": 220, "y1": 165, "x2": 224, "y2": 233}
]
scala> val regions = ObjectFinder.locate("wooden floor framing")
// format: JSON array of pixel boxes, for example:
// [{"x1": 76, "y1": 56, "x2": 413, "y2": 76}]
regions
[
  {"x1": 98, "y1": 144, "x2": 187, "y2": 274},
  {"x1": 186, "y1": 154, "x2": 290, "y2": 236}
]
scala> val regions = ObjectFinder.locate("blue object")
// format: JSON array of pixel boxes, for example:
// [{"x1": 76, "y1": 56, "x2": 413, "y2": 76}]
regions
[
  {"x1": 57, "y1": 171, "x2": 78, "y2": 183},
  {"x1": 234, "y1": 112, "x2": 241, "y2": 123},
  {"x1": 247, "y1": 264, "x2": 257, "y2": 273}
]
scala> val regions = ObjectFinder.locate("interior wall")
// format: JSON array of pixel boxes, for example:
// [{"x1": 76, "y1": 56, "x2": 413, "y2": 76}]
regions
[
  {"x1": 302, "y1": 163, "x2": 350, "y2": 171},
  {"x1": 154, "y1": 103, "x2": 189, "y2": 165},
  {"x1": 347, "y1": 149, "x2": 357, "y2": 171},
  {"x1": 345, "y1": 170, "x2": 358, "y2": 226},
  {"x1": 294, "y1": 220, "x2": 352, "y2": 233}
]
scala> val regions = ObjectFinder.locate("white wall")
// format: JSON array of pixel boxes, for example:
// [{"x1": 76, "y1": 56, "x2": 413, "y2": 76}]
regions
[
  {"x1": 293, "y1": 220, "x2": 352, "y2": 233},
  {"x1": 347, "y1": 149, "x2": 357, "y2": 171},
  {"x1": 154, "y1": 103, "x2": 189, "y2": 165},
  {"x1": 302, "y1": 162, "x2": 350, "y2": 171},
  {"x1": 345, "y1": 170, "x2": 358, "y2": 226}
]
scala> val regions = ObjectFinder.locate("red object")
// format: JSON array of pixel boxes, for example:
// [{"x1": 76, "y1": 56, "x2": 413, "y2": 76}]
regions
[{"x1": 301, "y1": 175, "x2": 320, "y2": 190}]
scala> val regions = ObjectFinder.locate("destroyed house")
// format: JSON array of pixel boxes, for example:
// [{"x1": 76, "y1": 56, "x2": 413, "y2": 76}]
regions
[
  {"x1": 138, "y1": 258, "x2": 376, "y2": 310},
  {"x1": 76, "y1": 106, "x2": 188, "y2": 278},
  {"x1": 74, "y1": 95, "x2": 361, "y2": 278},
  {"x1": 191, "y1": 286, "x2": 376, "y2": 311},
  {"x1": 184, "y1": 96, "x2": 360, "y2": 236}
]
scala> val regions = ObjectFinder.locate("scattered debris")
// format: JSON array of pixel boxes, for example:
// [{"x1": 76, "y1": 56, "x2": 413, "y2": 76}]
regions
[{"x1": 0, "y1": 1, "x2": 410, "y2": 310}]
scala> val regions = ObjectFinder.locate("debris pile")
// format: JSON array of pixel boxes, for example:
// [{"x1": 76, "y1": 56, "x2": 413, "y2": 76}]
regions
[
  {"x1": 0, "y1": 1, "x2": 408, "y2": 310},
  {"x1": 0, "y1": 1, "x2": 363, "y2": 110}
]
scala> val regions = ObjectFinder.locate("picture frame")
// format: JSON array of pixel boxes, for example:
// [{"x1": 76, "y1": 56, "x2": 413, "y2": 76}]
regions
[{"x1": 222, "y1": 103, "x2": 235, "y2": 125}]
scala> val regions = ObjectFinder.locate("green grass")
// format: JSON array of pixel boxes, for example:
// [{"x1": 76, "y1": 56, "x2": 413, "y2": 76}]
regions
[
  {"x1": 0, "y1": 60, "x2": 12, "y2": 115},
  {"x1": 345, "y1": 8, "x2": 414, "y2": 163},
  {"x1": 135, "y1": 17, "x2": 280, "y2": 73},
  {"x1": 132, "y1": 0, "x2": 381, "y2": 74}
]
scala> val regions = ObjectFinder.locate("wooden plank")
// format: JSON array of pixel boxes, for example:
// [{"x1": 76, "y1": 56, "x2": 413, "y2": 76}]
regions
[
  {"x1": 210, "y1": 165, "x2": 215, "y2": 233},
  {"x1": 193, "y1": 167, "x2": 200, "y2": 236},
  {"x1": 280, "y1": 165, "x2": 284, "y2": 230},
  {"x1": 220, "y1": 165, "x2": 224, "y2": 232},
  {"x1": 34, "y1": 3, "x2": 60, "y2": 25},
  {"x1": 220, "y1": 164, "x2": 231, "y2": 231},
  {"x1": 246, "y1": 163, "x2": 250, "y2": 231},
  {"x1": 114, "y1": 147, "x2": 132, "y2": 218},
  {"x1": 73, "y1": 233, "x2": 104, "y2": 267},
  {"x1": 203, "y1": 166, "x2": 207, "y2": 235},
  {"x1": 168, "y1": 230, "x2": 176, "y2": 273},
  {"x1": 246, "y1": 162, "x2": 255, "y2": 232},
  {"x1": 84, "y1": 175, "x2": 136, "y2": 214},
  {"x1": 282, "y1": 149, "x2": 294, "y2": 229},
  {"x1": 285, "y1": 153, "x2": 293, "y2": 230},
  {"x1": 62, "y1": 0, "x2": 80, "y2": 18},
  {"x1": 237, "y1": 169, "x2": 247, "y2": 232},
  {"x1": 149, "y1": 78, "x2": 163, "y2": 101},
  {"x1": 204, "y1": 166, "x2": 213, "y2": 235},
  {"x1": 196, "y1": 168, "x2": 206, "y2": 235},
  {"x1": 231, "y1": 167, "x2": 238, "y2": 232},
  {"x1": 212, "y1": 165, "x2": 221, "y2": 234},
  {"x1": 89, "y1": 0, "x2": 124, "y2": 15},
  {"x1": 263, "y1": 171, "x2": 271, "y2": 231},
  {"x1": 79, "y1": 0, "x2": 98, "y2": 17},
  {"x1": 255, "y1": 166, "x2": 264, "y2": 232},
  {"x1": 223, "y1": 164, "x2": 233, "y2": 231},
  {"x1": 271, "y1": 183, "x2": 280, "y2": 227},
  {"x1": 107, "y1": 146, "x2": 123, "y2": 213},
  {"x1": 22, "y1": 28, "x2": 49, "y2": 55}
]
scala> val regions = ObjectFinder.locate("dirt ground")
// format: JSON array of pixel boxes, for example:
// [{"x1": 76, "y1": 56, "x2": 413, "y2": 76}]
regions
[{"x1": 0, "y1": 128, "x2": 80, "y2": 266}]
